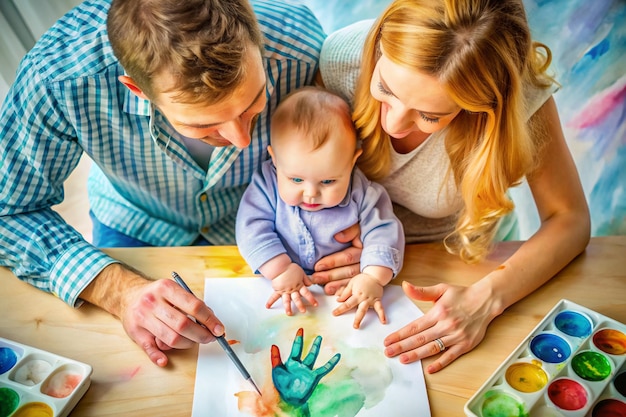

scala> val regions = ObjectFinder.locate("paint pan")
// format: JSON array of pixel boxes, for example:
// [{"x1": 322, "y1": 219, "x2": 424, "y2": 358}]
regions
[
  {"x1": 0, "y1": 337, "x2": 92, "y2": 417},
  {"x1": 464, "y1": 299, "x2": 626, "y2": 417}
]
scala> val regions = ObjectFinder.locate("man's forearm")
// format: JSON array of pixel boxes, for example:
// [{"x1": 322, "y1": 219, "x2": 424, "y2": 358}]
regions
[{"x1": 79, "y1": 263, "x2": 150, "y2": 318}]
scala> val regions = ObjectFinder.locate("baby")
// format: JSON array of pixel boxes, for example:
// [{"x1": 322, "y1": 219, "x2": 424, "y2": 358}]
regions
[{"x1": 236, "y1": 86, "x2": 404, "y2": 328}]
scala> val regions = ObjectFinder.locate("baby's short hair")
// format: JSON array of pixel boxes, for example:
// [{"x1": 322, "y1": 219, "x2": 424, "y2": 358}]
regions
[{"x1": 272, "y1": 86, "x2": 357, "y2": 150}]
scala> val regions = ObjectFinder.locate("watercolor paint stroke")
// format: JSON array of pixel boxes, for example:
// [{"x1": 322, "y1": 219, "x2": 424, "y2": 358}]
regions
[{"x1": 192, "y1": 278, "x2": 430, "y2": 417}]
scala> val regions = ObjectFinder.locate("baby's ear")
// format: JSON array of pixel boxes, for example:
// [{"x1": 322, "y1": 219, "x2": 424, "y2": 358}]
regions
[
  {"x1": 267, "y1": 145, "x2": 275, "y2": 162},
  {"x1": 352, "y1": 148, "x2": 363, "y2": 164}
]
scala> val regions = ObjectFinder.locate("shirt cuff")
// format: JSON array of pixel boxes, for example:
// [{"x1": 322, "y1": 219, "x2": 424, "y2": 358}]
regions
[
  {"x1": 360, "y1": 245, "x2": 403, "y2": 277},
  {"x1": 48, "y1": 240, "x2": 120, "y2": 307}
]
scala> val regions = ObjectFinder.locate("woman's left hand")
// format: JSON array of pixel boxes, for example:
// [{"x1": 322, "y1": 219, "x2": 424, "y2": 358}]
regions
[{"x1": 383, "y1": 280, "x2": 499, "y2": 373}]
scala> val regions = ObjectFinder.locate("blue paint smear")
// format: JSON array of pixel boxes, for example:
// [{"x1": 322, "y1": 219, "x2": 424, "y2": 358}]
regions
[
  {"x1": 590, "y1": 146, "x2": 626, "y2": 235},
  {"x1": 586, "y1": 38, "x2": 611, "y2": 60}
]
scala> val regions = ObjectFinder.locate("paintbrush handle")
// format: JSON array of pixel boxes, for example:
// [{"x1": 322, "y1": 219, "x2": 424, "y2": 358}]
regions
[
  {"x1": 215, "y1": 335, "x2": 252, "y2": 379},
  {"x1": 171, "y1": 272, "x2": 261, "y2": 395}
]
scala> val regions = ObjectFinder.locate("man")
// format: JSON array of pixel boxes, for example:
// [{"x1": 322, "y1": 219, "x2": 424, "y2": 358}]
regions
[{"x1": 0, "y1": 0, "x2": 327, "y2": 366}]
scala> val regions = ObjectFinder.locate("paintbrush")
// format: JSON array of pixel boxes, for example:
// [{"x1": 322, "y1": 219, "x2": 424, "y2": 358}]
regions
[{"x1": 171, "y1": 271, "x2": 262, "y2": 396}]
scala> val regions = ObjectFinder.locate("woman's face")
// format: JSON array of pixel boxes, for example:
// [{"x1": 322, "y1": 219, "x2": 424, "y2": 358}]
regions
[{"x1": 370, "y1": 48, "x2": 462, "y2": 139}]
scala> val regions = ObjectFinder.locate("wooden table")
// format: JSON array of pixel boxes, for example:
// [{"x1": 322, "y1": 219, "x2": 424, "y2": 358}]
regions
[{"x1": 2, "y1": 236, "x2": 625, "y2": 416}]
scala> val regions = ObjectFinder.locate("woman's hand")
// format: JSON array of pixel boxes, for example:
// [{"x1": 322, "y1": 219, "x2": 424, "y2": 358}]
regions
[
  {"x1": 311, "y1": 223, "x2": 363, "y2": 294},
  {"x1": 383, "y1": 280, "x2": 500, "y2": 373}
]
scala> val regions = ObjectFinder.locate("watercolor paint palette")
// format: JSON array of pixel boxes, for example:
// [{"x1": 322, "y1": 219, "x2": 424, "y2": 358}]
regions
[
  {"x1": 0, "y1": 337, "x2": 92, "y2": 417},
  {"x1": 465, "y1": 299, "x2": 626, "y2": 417}
]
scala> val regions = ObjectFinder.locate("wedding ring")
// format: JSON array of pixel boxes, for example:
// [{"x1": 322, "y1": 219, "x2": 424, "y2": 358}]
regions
[{"x1": 434, "y1": 338, "x2": 445, "y2": 352}]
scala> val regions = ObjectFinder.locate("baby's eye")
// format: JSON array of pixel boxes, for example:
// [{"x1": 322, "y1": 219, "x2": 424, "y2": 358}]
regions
[
  {"x1": 290, "y1": 177, "x2": 303, "y2": 183},
  {"x1": 321, "y1": 179, "x2": 336, "y2": 185},
  {"x1": 420, "y1": 113, "x2": 440, "y2": 123},
  {"x1": 377, "y1": 82, "x2": 393, "y2": 96}
]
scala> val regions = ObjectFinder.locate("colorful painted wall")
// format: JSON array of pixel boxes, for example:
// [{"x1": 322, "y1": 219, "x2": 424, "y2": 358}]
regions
[{"x1": 302, "y1": 0, "x2": 626, "y2": 239}]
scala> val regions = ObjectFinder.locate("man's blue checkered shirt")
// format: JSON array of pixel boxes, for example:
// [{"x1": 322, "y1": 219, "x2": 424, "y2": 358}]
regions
[{"x1": 0, "y1": 0, "x2": 325, "y2": 306}]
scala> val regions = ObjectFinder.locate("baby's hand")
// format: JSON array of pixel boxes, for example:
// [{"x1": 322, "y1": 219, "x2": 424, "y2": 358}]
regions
[
  {"x1": 266, "y1": 263, "x2": 318, "y2": 316},
  {"x1": 332, "y1": 273, "x2": 385, "y2": 329}
]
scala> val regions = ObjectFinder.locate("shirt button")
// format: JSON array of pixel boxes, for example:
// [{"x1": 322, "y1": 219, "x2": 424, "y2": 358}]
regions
[
  {"x1": 201, "y1": 226, "x2": 209, "y2": 234},
  {"x1": 199, "y1": 193, "x2": 207, "y2": 202}
]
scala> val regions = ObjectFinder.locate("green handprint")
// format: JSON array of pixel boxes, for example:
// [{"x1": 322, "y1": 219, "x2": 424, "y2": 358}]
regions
[{"x1": 271, "y1": 328, "x2": 341, "y2": 409}]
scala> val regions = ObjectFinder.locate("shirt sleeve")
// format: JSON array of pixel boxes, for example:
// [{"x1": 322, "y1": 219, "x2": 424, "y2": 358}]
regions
[
  {"x1": 524, "y1": 81, "x2": 559, "y2": 121},
  {"x1": 235, "y1": 161, "x2": 288, "y2": 273},
  {"x1": 0, "y1": 53, "x2": 118, "y2": 307},
  {"x1": 352, "y1": 169, "x2": 405, "y2": 276},
  {"x1": 319, "y1": 19, "x2": 374, "y2": 108},
  {"x1": 254, "y1": 1, "x2": 326, "y2": 70}
]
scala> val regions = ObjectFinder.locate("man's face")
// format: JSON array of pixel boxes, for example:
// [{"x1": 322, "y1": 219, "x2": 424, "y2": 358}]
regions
[{"x1": 152, "y1": 46, "x2": 267, "y2": 149}]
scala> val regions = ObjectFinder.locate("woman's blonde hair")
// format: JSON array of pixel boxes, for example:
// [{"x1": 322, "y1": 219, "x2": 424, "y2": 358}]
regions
[{"x1": 354, "y1": 0, "x2": 554, "y2": 262}]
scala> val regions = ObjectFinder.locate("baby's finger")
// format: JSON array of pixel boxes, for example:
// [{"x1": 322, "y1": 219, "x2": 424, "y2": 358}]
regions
[
  {"x1": 353, "y1": 302, "x2": 369, "y2": 329},
  {"x1": 300, "y1": 286, "x2": 319, "y2": 307},
  {"x1": 291, "y1": 292, "x2": 306, "y2": 314},
  {"x1": 374, "y1": 300, "x2": 386, "y2": 324},
  {"x1": 282, "y1": 293, "x2": 293, "y2": 316},
  {"x1": 323, "y1": 279, "x2": 350, "y2": 296},
  {"x1": 335, "y1": 288, "x2": 352, "y2": 303},
  {"x1": 335, "y1": 281, "x2": 353, "y2": 302},
  {"x1": 266, "y1": 292, "x2": 281, "y2": 309},
  {"x1": 303, "y1": 274, "x2": 314, "y2": 287},
  {"x1": 332, "y1": 296, "x2": 357, "y2": 316}
]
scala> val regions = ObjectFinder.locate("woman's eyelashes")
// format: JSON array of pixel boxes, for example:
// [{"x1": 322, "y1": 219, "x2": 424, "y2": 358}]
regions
[
  {"x1": 420, "y1": 113, "x2": 440, "y2": 123},
  {"x1": 377, "y1": 81, "x2": 393, "y2": 96},
  {"x1": 377, "y1": 82, "x2": 440, "y2": 124}
]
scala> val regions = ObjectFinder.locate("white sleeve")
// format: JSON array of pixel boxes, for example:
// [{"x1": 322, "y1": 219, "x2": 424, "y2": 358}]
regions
[
  {"x1": 319, "y1": 19, "x2": 374, "y2": 108},
  {"x1": 524, "y1": 81, "x2": 559, "y2": 120}
]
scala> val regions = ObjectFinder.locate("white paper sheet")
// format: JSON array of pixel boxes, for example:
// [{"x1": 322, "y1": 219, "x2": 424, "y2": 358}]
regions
[{"x1": 192, "y1": 278, "x2": 431, "y2": 417}]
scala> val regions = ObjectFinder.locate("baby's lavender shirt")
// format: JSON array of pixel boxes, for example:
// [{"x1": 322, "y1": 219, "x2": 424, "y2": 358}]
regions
[{"x1": 236, "y1": 160, "x2": 404, "y2": 275}]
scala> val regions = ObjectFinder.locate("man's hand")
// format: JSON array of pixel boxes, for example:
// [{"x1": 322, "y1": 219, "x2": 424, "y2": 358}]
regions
[
  {"x1": 80, "y1": 263, "x2": 224, "y2": 367},
  {"x1": 311, "y1": 223, "x2": 362, "y2": 294}
]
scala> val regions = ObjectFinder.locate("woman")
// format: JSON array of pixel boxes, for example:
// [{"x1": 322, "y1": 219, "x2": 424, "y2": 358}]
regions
[{"x1": 316, "y1": 0, "x2": 590, "y2": 373}]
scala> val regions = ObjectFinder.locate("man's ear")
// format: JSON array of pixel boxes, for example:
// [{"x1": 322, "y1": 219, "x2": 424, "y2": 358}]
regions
[
  {"x1": 267, "y1": 145, "x2": 275, "y2": 162},
  {"x1": 118, "y1": 75, "x2": 150, "y2": 100}
]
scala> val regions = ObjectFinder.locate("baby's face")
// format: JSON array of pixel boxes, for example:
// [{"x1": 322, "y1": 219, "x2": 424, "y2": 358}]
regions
[{"x1": 271, "y1": 126, "x2": 358, "y2": 212}]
